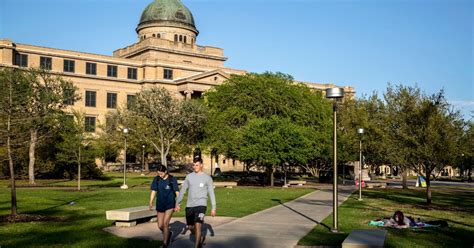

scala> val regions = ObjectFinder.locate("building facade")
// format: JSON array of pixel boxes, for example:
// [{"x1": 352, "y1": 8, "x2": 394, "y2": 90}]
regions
[{"x1": 0, "y1": 0, "x2": 354, "y2": 173}]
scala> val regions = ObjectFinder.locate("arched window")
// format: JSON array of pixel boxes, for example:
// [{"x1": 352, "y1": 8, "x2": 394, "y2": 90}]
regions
[
  {"x1": 179, "y1": 35, "x2": 183, "y2": 42},
  {"x1": 184, "y1": 36, "x2": 187, "y2": 43},
  {"x1": 157, "y1": 33, "x2": 161, "y2": 38},
  {"x1": 152, "y1": 34, "x2": 156, "y2": 37},
  {"x1": 144, "y1": 35, "x2": 146, "y2": 39},
  {"x1": 174, "y1": 34, "x2": 178, "y2": 42}
]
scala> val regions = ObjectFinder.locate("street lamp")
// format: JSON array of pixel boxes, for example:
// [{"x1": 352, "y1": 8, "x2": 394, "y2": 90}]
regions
[
  {"x1": 142, "y1": 144, "x2": 146, "y2": 172},
  {"x1": 121, "y1": 128, "x2": 129, "y2": 189},
  {"x1": 326, "y1": 87, "x2": 344, "y2": 233},
  {"x1": 357, "y1": 128, "x2": 364, "y2": 201}
]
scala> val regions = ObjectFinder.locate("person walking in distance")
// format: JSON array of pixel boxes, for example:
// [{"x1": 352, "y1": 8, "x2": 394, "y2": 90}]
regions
[
  {"x1": 175, "y1": 157, "x2": 216, "y2": 248},
  {"x1": 149, "y1": 163, "x2": 180, "y2": 248}
]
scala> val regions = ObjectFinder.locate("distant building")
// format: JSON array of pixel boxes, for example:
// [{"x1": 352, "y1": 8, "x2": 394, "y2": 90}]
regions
[{"x1": 0, "y1": 0, "x2": 354, "y2": 173}]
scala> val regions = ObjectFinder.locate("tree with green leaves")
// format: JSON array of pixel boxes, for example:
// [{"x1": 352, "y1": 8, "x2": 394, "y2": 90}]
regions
[
  {"x1": 338, "y1": 94, "x2": 390, "y2": 180},
  {"x1": 385, "y1": 85, "x2": 462, "y2": 204},
  {"x1": 25, "y1": 68, "x2": 77, "y2": 185},
  {"x1": 204, "y1": 72, "x2": 332, "y2": 186},
  {"x1": 56, "y1": 111, "x2": 97, "y2": 190},
  {"x1": 0, "y1": 68, "x2": 34, "y2": 215},
  {"x1": 457, "y1": 121, "x2": 473, "y2": 181},
  {"x1": 109, "y1": 87, "x2": 207, "y2": 166}
]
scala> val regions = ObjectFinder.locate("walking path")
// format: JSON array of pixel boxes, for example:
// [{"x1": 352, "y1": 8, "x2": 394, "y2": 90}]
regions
[{"x1": 105, "y1": 185, "x2": 355, "y2": 248}]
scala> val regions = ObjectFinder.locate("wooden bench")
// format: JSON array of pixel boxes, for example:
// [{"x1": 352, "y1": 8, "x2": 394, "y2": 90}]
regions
[
  {"x1": 366, "y1": 182, "x2": 387, "y2": 189},
  {"x1": 177, "y1": 180, "x2": 237, "y2": 188},
  {"x1": 342, "y1": 229, "x2": 387, "y2": 248},
  {"x1": 288, "y1": 180, "x2": 307, "y2": 186},
  {"x1": 106, "y1": 206, "x2": 156, "y2": 227}
]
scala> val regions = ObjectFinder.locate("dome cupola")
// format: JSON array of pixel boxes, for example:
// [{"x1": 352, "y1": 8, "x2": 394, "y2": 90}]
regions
[{"x1": 137, "y1": 0, "x2": 198, "y2": 44}]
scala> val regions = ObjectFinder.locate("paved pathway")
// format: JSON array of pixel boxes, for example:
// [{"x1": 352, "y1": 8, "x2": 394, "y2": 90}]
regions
[{"x1": 105, "y1": 185, "x2": 355, "y2": 248}]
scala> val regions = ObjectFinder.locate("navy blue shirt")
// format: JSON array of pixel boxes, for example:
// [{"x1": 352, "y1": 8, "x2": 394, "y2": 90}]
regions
[{"x1": 151, "y1": 175, "x2": 179, "y2": 212}]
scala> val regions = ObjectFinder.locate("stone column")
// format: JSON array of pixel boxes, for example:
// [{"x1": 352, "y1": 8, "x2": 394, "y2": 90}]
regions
[{"x1": 184, "y1": 90, "x2": 193, "y2": 100}]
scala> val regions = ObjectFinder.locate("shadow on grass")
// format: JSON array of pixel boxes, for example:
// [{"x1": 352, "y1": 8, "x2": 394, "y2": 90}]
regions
[
  {"x1": 364, "y1": 189, "x2": 474, "y2": 213},
  {"x1": 2, "y1": 226, "x2": 160, "y2": 247}
]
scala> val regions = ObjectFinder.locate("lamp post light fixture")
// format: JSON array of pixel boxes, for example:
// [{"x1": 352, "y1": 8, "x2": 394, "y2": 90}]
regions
[
  {"x1": 120, "y1": 128, "x2": 129, "y2": 189},
  {"x1": 357, "y1": 128, "x2": 364, "y2": 201},
  {"x1": 326, "y1": 87, "x2": 344, "y2": 233}
]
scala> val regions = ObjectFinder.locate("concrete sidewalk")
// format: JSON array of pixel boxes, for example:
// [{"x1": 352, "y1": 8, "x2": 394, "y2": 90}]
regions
[{"x1": 105, "y1": 185, "x2": 355, "y2": 248}]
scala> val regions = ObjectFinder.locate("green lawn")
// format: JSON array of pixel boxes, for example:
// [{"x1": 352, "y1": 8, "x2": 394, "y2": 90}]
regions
[
  {"x1": 0, "y1": 172, "x2": 163, "y2": 189},
  {"x1": 0, "y1": 186, "x2": 313, "y2": 247},
  {"x1": 299, "y1": 188, "x2": 474, "y2": 248}
]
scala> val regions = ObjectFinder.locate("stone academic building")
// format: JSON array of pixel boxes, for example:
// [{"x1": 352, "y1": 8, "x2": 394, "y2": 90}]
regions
[{"x1": 0, "y1": 0, "x2": 354, "y2": 173}]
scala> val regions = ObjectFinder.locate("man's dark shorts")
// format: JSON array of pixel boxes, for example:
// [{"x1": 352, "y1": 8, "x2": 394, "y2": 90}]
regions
[{"x1": 185, "y1": 206, "x2": 207, "y2": 226}]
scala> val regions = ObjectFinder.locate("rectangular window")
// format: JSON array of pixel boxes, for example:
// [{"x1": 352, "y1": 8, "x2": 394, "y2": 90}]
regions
[
  {"x1": 85, "y1": 116, "x2": 96, "y2": 132},
  {"x1": 127, "y1": 94, "x2": 136, "y2": 109},
  {"x1": 13, "y1": 51, "x2": 28, "y2": 67},
  {"x1": 164, "y1": 69, "x2": 173, "y2": 80},
  {"x1": 86, "y1": 62, "x2": 97, "y2": 75},
  {"x1": 63, "y1": 59, "x2": 75, "y2": 73},
  {"x1": 40, "y1": 56, "x2": 52, "y2": 70},
  {"x1": 63, "y1": 88, "x2": 75, "y2": 105},
  {"x1": 107, "y1": 92, "x2": 117, "y2": 109},
  {"x1": 107, "y1": 65, "x2": 117, "y2": 77},
  {"x1": 127, "y1": 67, "x2": 137, "y2": 80},
  {"x1": 85, "y1": 90, "x2": 96, "y2": 107}
]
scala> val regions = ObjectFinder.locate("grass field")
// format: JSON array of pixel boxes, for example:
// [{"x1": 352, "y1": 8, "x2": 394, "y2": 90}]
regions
[
  {"x1": 0, "y1": 186, "x2": 313, "y2": 247},
  {"x1": 0, "y1": 172, "x2": 162, "y2": 189},
  {"x1": 298, "y1": 188, "x2": 474, "y2": 248}
]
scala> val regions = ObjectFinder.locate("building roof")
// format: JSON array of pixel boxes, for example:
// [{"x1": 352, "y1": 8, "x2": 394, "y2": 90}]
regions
[{"x1": 138, "y1": 0, "x2": 197, "y2": 34}]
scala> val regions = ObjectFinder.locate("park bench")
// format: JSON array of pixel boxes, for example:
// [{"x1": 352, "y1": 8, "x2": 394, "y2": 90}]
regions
[
  {"x1": 287, "y1": 180, "x2": 307, "y2": 186},
  {"x1": 177, "y1": 180, "x2": 237, "y2": 188},
  {"x1": 342, "y1": 229, "x2": 387, "y2": 248},
  {"x1": 106, "y1": 206, "x2": 156, "y2": 227},
  {"x1": 213, "y1": 181, "x2": 237, "y2": 188},
  {"x1": 366, "y1": 182, "x2": 387, "y2": 189}
]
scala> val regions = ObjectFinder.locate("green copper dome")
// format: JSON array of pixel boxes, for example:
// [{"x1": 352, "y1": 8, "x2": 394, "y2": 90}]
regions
[{"x1": 138, "y1": 0, "x2": 198, "y2": 34}]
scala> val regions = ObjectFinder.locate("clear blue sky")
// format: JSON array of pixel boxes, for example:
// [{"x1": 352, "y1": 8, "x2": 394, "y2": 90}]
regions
[{"x1": 1, "y1": 0, "x2": 472, "y2": 119}]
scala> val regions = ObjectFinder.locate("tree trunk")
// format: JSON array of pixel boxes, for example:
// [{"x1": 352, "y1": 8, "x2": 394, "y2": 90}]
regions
[
  {"x1": 402, "y1": 169, "x2": 408, "y2": 189},
  {"x1": 77, "y1": 146, "x2": 81, "y2": 191},
  {"x1": 7, "y1": 86, "x2": 17, "y2": 216},
  {"x1": 468, "y1": 168, "x2": 472, "y2": 182},
  {"x1": 28, "y1": 128, "x2": 37, "y2": 185},
  {"x1": 8, "y1": 134, "x2": 17, "y2": 216},
  {"x1": 270, "y1": 166, "x2": 275, "y2": 187},
  {"x1": 161, "y1": 144, "x2": 167, "y2": 166},
  {"x1": 426, "y1": 175, "x2": 432, "y2": 204},
  {"x1": 145, "y1": 153, "x2": 149, "y2": 171}
]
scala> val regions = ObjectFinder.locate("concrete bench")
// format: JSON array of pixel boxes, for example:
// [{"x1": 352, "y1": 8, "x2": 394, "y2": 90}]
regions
[
  {"x1": 366, "y1": 182, "x2": 387, "y2": 189},
  {"x1": 342, "y1": 229, "x2": 387, "y2": 248},
  {"x1": 106, "y1": 206, "x2": 156, "y2": 227},
  {"x1": 213, "y1": 181, "x2": 237, "y2": 188},
  {"x1": 177, "y1": 180, "x2": 237, "y2": 188},
  {"x1": 288, "y1": 180, "x2": 307, "y2": 186}
]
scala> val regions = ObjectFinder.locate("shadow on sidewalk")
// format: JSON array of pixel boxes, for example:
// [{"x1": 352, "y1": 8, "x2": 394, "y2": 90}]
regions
[
  {"x1": 271, "y1": 199, "x2": 331, "y2": 231},
  {"x1": 170, "y1": 220, "x2": 215, "y2": 244}
]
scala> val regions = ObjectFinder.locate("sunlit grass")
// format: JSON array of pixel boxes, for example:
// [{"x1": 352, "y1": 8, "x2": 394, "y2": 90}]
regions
[{"x1": 299, "y1": 188, "x2": 474, "y2": 248}]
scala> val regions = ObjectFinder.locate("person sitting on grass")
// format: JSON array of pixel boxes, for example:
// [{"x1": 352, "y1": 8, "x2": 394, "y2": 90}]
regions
[{"x1": 149, "y1": 163, "x2": 180, "y2": 248}]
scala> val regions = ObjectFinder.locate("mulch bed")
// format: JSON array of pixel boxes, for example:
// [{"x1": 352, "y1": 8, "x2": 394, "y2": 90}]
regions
[{"x1": 0, "y1": 214, "x2": 67, "y2": 223}]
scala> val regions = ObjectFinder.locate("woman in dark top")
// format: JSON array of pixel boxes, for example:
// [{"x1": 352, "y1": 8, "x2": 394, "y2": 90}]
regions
[{"x1": 149, "y1": 164, "x2": 179, "y2": 248}]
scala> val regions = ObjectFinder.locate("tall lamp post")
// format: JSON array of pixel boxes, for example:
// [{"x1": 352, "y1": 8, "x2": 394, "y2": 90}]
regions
[
  {"x1": 357, "y1": 128, "x2": 364, "y2": 200},
  {"x1": 326, "y1": 87, "x2": 344, "y2": 233},
  {"x1": 142, "y1": 144, "x2": 146, "y2": 172},
  {"x1": 120, "y1": 128, "x2": 129, "y2": 189}
]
